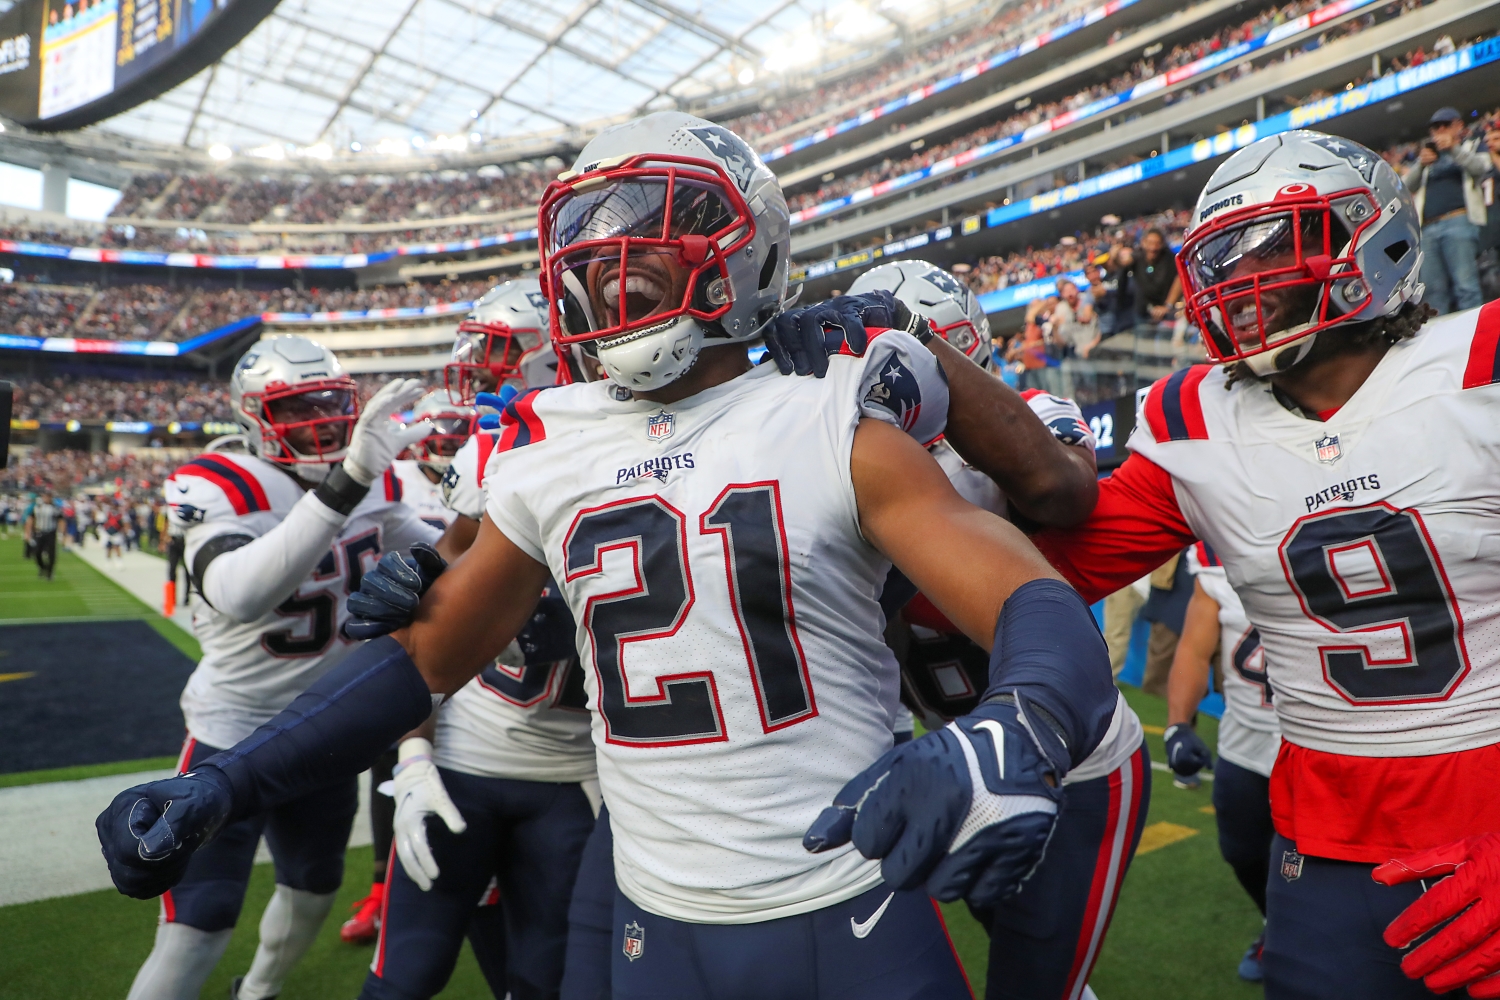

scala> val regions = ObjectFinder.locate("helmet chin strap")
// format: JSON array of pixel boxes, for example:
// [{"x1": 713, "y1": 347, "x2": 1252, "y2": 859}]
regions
[
  {"x1": 596, "y1": 314, "x2": 704, "y2": 392},
  {"x1": 1241, "y1": 328, "x2": 1319, "y2": 377}
]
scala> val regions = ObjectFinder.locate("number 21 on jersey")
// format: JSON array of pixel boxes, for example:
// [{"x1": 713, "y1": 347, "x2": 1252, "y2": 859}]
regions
[{"x1": 564, "y1": 482, "x2": 816, "y2": 748}]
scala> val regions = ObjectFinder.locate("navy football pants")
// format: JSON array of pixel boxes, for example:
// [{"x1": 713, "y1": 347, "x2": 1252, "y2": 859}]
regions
[
  {"x1": 1211, "y1": 756, "x2": 1273, "y2": 915},
  {"x1": 971, "y1": 743, "x2": 1151, "y2": 1000},
  {"x1": 561, "y1": 806, "x2": 616, "y2": 1000},
  {"x1": 1264, "y1": 834, "x2": 1462, "y2": 1000},
  {"x1": 360, "y1": 768, "x2": 594, "y2": 1000},
  {"x1": 610, "y1": 881, "x2": 971, "y2": 1000},
  {"x1": 162, "y1": 737, "x2": 356, "y2": 931},
  {"x1": 561, "y1": 808, "x2": 970, "y2": 1000}
]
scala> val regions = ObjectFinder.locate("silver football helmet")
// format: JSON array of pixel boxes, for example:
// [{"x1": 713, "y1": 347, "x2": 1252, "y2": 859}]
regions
[
  {"x1": 1177, "y1": 130, "x2": 1424, "y2": 376},
  {"x1": 408, "y1": 390, "x2": 474, "y2": 470},
  {"x1": 849, "y1": 260, "x2": 993, "y2": 369},
  {"x1": 538, "y1": 111, "x2": 791, "y2": 391},
  {"x1": 230, "y1": 335, "x2": 358, "y2": 482},
  {"x1": 445, "y1": 277, "x2": 552, "y2": 404}
]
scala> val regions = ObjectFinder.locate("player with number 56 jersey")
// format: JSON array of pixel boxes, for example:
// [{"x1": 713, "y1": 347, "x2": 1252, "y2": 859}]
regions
[{"x1": 132, "y1": 338, "x2": 439, "y2": 1000}]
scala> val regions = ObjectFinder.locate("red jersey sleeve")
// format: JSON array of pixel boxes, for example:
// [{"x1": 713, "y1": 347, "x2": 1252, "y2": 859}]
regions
[{"x1": 1032, "y1": 453, "x2": 1198, "y2": 603}]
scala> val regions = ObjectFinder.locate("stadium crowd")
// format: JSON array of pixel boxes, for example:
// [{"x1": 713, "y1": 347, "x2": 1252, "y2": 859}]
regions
[
  {"x1": 721, "y1": 0, "x2": 1103, "y2": 144},
  {"x1": 8, "y1": 376, "x2": 233, "y2": 424},
  {"x1": 786, "y1": 0, "x2": 1440, "y2": 214},
  {"x1": 0, "y1": 278, "x2": 491, "y2": 342},
  {"x1": 105, "y1": 164, "x2": 551, "y2": 229},
  {"x1": 0, "y1": 0, "x2": 1445, "y2": 263}
]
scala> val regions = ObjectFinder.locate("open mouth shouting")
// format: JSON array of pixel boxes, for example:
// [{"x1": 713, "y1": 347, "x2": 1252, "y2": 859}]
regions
[{"x1": 589, "y1": 252, "x2": 683, "y2": 329}]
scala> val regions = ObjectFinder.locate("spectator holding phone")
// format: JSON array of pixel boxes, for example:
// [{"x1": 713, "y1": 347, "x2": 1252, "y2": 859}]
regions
[{"x1": 1403, "y1": 107, "x2": 1490, "y2": 313}]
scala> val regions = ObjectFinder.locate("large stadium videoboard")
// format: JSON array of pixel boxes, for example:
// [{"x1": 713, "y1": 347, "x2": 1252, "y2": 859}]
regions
[{"x1": 0, "y1": 0, "x2": 277, "y2": 130}]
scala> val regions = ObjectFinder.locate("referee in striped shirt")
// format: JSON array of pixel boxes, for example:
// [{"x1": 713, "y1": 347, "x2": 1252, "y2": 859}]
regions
[{"x1": 27, "y1": 493, "x2": 58, "y2": 580}]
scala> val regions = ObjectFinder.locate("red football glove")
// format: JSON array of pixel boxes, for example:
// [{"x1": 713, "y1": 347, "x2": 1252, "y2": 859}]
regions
[{"x1": 1374, "y1": 833, "x2": 1500, "y2": 998}]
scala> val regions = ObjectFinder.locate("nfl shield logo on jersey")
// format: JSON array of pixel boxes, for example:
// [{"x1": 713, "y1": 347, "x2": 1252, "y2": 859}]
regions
[
  {"x1": 622, "y1": 921, "x2": 645, "y2": 961},
  {"x1": 1281, "y1": 849, "x2": 1305, "y2": 882},
  {"x1": 1315, "y1": 433, "x2": 1341, "y2": 465},
  {"x1": 646, "y1": 410, "x2": 675, "y2": 443}
]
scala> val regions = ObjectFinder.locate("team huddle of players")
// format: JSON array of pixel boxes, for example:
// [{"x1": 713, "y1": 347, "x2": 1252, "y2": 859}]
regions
[{"x1": 97, "y1": 114, "x2": 1500, "y2": 1000}]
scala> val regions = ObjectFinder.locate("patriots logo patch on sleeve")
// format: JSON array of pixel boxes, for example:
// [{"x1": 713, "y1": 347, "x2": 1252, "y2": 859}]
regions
[
  {"x1": 863, "y1": 357, "x2": 923, "y2": 432},
  {"x1": 1047, "y1": 415, "x2": 1093, "y2": 447}
]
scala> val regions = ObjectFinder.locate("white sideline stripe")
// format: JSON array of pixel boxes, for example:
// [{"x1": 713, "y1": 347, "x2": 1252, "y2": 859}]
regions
[
  {"x1": 0, "y1": 770, "x2": 373, "y2": 907},
  {"x1": 1150, "y1": 761, "x2": 1215, "y2": 782},
  {"x1": 70, "y1": 538, "x2": 194, "y2": 631}
]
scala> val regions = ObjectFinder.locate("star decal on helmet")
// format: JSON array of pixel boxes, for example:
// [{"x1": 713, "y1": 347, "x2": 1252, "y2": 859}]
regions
[{"x1": 687, "y1": 125, "x2": 758, "y2": 192}]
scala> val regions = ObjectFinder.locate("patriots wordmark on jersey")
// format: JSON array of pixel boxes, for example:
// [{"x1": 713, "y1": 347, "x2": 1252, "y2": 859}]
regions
[
  {"x1": 166, "y1": 452, "x2": 440, "y2": 749},
  {"x1": 1186, "y1": 542, "x2": 1280, "y2": 778},
  {"x1": 483, "y1": 332, "x2": 947, "y2": 923},
  {"x1": 1037, "y1": 303, "x2": 1500, "y2": 861},
  {"x1": 424, "y1": 429, "x2": 596, "y2": 784}
]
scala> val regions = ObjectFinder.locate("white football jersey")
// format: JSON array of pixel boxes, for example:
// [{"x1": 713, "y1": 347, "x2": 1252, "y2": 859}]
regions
[
  {"x1": 389, "y1": 460, "x2": 456, "y2": 530},
  {"x1": 438, "y1": 431, "x2": 495, "y2": 522},
  {"x1": 1185, "y1": 542, "x2": 1280, "y2": 777},
  {"x1": 485, "y1": 334, "x2": 950, "y2": 923},
  {"x1": 1132, "y1": 308, "x2": 1500, "y2": 758},
  {"x1": 167, "y1": 453, "x2": 439, "y2": 749},
  {"x1": 926, "y1": 393, "x2": 1139, "y2": 786},
  {"x1": 429, "y1": 429, "x2": 596, "y2": 784},
  {"x1": 931, "y1": 390, "x2": 1097, "y2": 514}
]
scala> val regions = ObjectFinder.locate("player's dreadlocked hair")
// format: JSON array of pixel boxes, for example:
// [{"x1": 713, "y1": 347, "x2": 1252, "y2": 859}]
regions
[{"x1": 1223, "y1": 300, "x2": 1437, "y2": 387}]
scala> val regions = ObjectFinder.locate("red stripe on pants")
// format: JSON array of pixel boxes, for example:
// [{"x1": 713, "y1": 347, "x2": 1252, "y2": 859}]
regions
[{"x1": 1062, "y1": 746, "x2": 1146, "y2": 1000}]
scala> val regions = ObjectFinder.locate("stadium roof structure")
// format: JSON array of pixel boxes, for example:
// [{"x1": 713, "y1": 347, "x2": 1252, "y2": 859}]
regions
[{"x1": 1, "y1": 0, "x2": 992, "y2": 157}]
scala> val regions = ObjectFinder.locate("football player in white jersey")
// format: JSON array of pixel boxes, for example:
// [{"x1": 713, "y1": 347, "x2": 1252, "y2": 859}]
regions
[
  {"x1": 353, "y1": 310, "x2": 598, "y2": 1000},
  {"x1": 390, "y1": 391, "x2": 473, "y2": 530},
  {"x1": 1164, "y1": 541, "x2": 1279, "y2": 982},
  {"x1": 830, "y1": 260, "x2": 1148, "y2": 1000},
  {"x1": 1009, "y1": 131, "x2": 1500, "y2": 999},
  {"x1": 99, "y1": 113, "x2": 1120, "y2": 1000},
  {"x1": 125, "y1": 337, "x2": 439, "y2": 1000},
  {"x1": 342, "y1": 390, "x2": 469, "y2": 944}
]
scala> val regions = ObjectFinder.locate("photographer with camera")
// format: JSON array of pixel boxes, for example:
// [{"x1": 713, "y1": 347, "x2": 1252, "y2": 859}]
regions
[{"x1": 1403, "y1": 107, "x2": 1490, "y2": 314}]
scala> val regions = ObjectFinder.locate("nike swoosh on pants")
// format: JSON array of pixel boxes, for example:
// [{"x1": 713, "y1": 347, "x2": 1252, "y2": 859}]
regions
[{"x1": 850, "y1": 892, "x2": 896, "y2": 939}]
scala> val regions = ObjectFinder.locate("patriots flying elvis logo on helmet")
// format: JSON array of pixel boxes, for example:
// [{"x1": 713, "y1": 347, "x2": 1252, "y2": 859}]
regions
[{"x1": 687, "y1": 125, "x2": 758, "y2": 191}]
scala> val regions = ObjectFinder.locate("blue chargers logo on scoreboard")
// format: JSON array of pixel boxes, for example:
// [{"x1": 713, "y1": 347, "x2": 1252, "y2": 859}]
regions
[
  {"x1": 646, "y1": 410, "x2": 675, "y2": 443},
  {"x1": 622, "y1": 920, "x2": 645, "y2": 961}
]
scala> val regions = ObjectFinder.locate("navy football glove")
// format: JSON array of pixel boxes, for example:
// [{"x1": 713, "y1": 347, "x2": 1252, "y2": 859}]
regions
[
  {"x1": 95, "y1": 768, "x2": 233, "y2": 899},
  {"x1": 764, "y1": 290, "x2": 921, "y2": 377},
  {"x1": 804, "y1": 692, "x2": 1065, "y2": 908},
  {"x1": 344, "y1": 542, "x2": 447, "y2": 640},
  {"x1": 1163, "y1": 723, "x2": 1213, "y2": 777}
]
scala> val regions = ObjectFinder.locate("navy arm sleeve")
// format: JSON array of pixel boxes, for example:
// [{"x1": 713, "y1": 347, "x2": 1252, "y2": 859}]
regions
[
  {"x1": 197, "y1": 636, "x2": 433, "y2": 821},
  {"x1": 985, "y1": 578, "x2": 1117, "y2": 771}
]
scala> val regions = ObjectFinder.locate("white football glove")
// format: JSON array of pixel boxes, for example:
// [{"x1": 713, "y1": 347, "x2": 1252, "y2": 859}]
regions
[
  {"x1": 342, "y1": 378, "x2": 432, "y2": 486},
  {"x1": 392, "y1": 738, "x2": 467, "y2": 891}
]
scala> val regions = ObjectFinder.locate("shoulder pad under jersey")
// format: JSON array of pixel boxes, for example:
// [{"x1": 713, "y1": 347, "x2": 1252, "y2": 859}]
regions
[
  {"x1": 165, "y1": 453, "x2": 288, "y2": 527},
  {"x1": 1020, "y1": 389, "x2": 1097, "y2": 450},
  {"x1": 1140, "y1": 365, "x2": 1216, "y2": 445},
  {"x1": 854, "y1": 329, "x2": 949, "y2": 445}
]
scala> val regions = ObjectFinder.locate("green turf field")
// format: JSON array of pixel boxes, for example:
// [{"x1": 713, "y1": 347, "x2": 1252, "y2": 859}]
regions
[{"x1": 0, "y1": 540, "x2": 1266, "y2": 998}]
